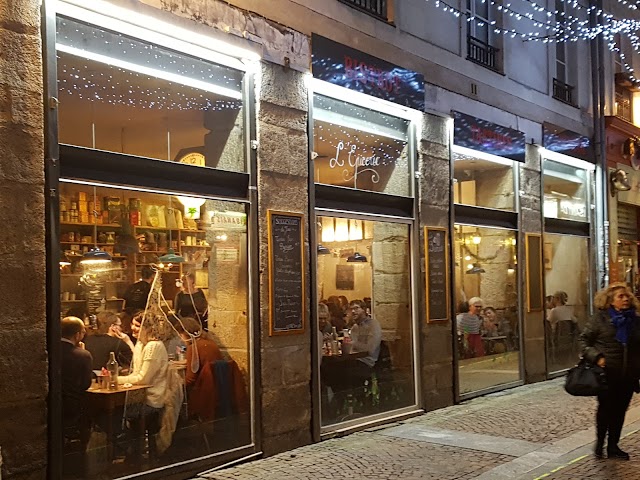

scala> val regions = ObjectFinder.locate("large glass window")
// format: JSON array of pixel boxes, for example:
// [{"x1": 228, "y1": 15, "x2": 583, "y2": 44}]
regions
[
  {"x1": 57, "y1": 17, "x2": 245, "y2": 171},
  {"x1": 312, "y1": 94, "x2": 411, "y2": 196},
  {"x1": 544, "y1": 234, "x2": 590, "y2": 373},
  {"x1": 316, "y1": 216, "x2": 415, "y2": 426},
  {"x1": 543, "y1": 160, "x2": 589, "y2": 221},
  {"x1": 453, "y1": 149, "x2": 515, "y2": 211},
  {"x1": 454, "y1": 225, "x2": 520, "y2": 394},
  {"x1": 59, "y1": 182, "x2": 251, "y2": 479}
]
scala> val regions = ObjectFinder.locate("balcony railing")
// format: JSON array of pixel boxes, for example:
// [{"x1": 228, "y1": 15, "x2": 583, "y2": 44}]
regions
[
  {"x1": 552, "y1": 78, "x2": 575, "y2": 106},
  {"x1": 467, "y1": 35, "x2": 499, "y2": 71},
  {"x1": 339, "y1": 0, "x2": 388, "y2": 21},
  {"x1": 615, "y1": 89, "x2": 633, "y2": 122}
]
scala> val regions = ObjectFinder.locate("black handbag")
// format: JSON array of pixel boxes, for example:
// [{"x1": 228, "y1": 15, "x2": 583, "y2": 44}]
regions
[{"x1": 564, "y1": 358, "x2": 608, "y2": 396}]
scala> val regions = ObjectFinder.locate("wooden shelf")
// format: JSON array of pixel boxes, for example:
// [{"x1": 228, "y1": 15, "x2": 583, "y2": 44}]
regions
[
  {"x1": 61, "y1": 299, "x2": 86, "y2": 303},
  {"x1": 182, "y1": 245, "x2": 210, "y2": 248},
  {"x1": 134, "y1": 225, "x2": 179, "y2": 231},
  {"x1": 61, "y1": 222, "x2": 121, "y2": 228}
]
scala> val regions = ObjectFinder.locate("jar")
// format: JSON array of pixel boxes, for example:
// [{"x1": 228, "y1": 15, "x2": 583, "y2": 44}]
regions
[
  {"x1": 98, "y1": 232, "x2": 107, "y2": 244},
  {"x1": 129, "y1": 198, "x2": 142, "y2": 226},
  {"x1": 106, "y1": 232, "x2": 115, "y2": 244}
]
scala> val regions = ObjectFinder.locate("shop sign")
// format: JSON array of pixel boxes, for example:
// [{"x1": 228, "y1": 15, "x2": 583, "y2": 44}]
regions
[
  {"x1": 311, "y1": 34, "x2": 425, "y2": 110},
  {"x1": 543, "y1": 123, "x2": 593, "y2": 163},
  {"x1": 210, "y1": 211, "x2": 247, "y2": 230},
  {"x1": 452, "y1": 111, "x2": 526, "y2": 162},
  {"x1": 617, "y1": 164, "x2": 640, "y2": 206}
]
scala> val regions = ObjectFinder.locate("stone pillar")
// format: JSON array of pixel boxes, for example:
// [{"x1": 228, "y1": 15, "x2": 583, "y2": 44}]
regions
[
  {"x1": 520, "y1": 144, "x2": 546, "y2": 383},
  {"x1": 418, "y1": 114, "x2": 454, "y2": 410},
  {"x1": 0, "y1": 1, "x2": 48, "y2": 478},
  {"x1": 256, "y1": 63, "x2": 312, "y2": 455}
]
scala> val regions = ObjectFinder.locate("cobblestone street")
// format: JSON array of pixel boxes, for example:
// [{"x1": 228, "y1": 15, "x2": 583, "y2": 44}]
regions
[{"x1": 195, "y1": 379, "x2": 640, "y2": 480}]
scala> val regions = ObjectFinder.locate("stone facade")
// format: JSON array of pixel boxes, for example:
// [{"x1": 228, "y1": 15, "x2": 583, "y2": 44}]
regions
[
  {"x1": 418, "y1": 113, "x2": 454, "y2": 410},
  {"x1": 0, "y1": 1, "x2": 47, "y2": 479},
  {"x1": 256, "y1": 64, "x2": 312, "y2": 455}
]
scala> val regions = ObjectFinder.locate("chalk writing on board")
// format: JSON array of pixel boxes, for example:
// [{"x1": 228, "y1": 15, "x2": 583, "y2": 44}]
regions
[{"x1": 426, "y1": 228, "x2": 449, "y2": 322}]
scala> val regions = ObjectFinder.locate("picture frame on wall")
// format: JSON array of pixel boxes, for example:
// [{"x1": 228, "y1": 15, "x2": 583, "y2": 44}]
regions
[{"x1": 335, "y1": 264, "x2": 354, "y2": 290}]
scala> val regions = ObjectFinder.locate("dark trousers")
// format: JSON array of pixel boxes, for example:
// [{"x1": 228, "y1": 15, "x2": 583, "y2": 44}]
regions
[{"x1": 596, "y1": 377, "x2": 635, "y2": 448}]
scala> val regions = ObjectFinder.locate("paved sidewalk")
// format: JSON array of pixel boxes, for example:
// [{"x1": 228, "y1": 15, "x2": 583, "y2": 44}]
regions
[{"x1": 195, "y1": 379, "x2": 640, "y2": 479}]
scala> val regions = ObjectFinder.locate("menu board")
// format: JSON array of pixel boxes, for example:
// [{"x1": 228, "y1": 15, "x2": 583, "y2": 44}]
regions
[
  {"x1": 268, "y1": 211, "x2": 305, "y2": 335},
  {"x1": 526, "y1": 233, "x2": 543, "y2": 312},
  {"x1": 425, "y1": 227, "x2": 449, "y2": 323}
]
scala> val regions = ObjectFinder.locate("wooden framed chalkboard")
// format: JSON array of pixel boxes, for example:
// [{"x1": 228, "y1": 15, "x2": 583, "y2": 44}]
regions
[
  {"x1": 268, "y1": 210, "x2": 306, "y2": 336},
  {"x1": 425, "y1": 227, "x2": 450, "y2": 323},
  {"x1": 525, "y1": 233, "x2": 543, "y2": 312}
]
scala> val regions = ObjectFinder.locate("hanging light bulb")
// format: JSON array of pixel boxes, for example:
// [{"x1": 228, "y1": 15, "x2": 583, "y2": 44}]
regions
[{"x1": 471, "y1": 232, "x2": 482, "y2": 244}]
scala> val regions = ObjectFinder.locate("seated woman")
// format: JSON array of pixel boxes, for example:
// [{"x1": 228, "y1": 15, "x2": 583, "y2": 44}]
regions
[
  {"x1": 118, "y1": 318, "x2": 168, "y2": 457},
  {"x1": 481, "y1": 307, "x2": 499, "y2": 338},
  {"x1": 176, "y1": 317, "x2": 224, "y2": 421}
]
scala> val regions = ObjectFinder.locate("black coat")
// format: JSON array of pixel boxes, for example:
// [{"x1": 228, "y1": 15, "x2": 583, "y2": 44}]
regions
[
  {"x1": 580, "y1": 310, "x2": 640, "y2": 381},
  {"x1": 61, "y1": 340, "x2": 93, "y2": 423}
]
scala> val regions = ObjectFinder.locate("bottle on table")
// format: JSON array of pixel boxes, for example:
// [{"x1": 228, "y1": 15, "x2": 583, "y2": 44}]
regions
[
  {"x1": 331, "y1": 326, "x2": 340, "y2": 355},
  {"x1": 342, "y1": 329, "x2": 352, "y2": 355},
  {"x1": 107, "y1": 351, "x2": 119, "y2": 390}
]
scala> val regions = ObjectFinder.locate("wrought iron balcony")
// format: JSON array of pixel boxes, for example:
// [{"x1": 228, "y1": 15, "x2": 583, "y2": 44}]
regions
[
  {"x1": 552, "y1": 78, "x2": 575, "y2": 106},
  {"x1": 467, "y1": 35, "x2": 499, "y2": 71},
  {"x1": 339, "y1": 0, "x2": 388, "y2": 21}
]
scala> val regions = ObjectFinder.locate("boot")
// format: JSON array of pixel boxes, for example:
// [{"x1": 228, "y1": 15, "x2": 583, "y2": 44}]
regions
[
  {"x1": 594, "y1": 441, "x2": 604, "y2": 459},
  {"x1": 607, "y1": 446, "x2": 630, "y2": 460}
]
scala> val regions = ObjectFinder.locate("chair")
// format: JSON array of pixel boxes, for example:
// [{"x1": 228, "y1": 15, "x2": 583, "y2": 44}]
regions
[{"x1": 374, "y1": 340, "x2": 393, "y2": 380}]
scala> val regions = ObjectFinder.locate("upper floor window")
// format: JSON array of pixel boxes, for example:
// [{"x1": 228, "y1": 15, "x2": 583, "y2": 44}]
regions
[
  {"x1": 338, "y1": 0, "x2": 390, "y2": 21},
  {"x1": 552, "y1": 0, "x2": 575, "y2": 105},
  {"x1": 466, "y1": 0, "x2": 499, "y2": 71},
  {"x1": 616, "y1": 85, "x2": 633, "y2": 123}
]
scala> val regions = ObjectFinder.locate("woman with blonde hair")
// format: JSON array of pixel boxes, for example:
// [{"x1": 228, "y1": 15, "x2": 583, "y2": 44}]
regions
[{"x1": 580, "y1": 282, "x2": 640, "y2": 460}]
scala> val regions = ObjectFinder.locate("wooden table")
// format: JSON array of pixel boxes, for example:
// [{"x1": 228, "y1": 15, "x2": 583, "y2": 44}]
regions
[
  {"x1": 322, "y1": 350, "x2": 368, "y2": 364},
  {"x1": 86, "y1": 384, "x2": 149, "y2": 461},
  {"x1": 482, "y1": 335, "x2": 508, "y2": 354}
]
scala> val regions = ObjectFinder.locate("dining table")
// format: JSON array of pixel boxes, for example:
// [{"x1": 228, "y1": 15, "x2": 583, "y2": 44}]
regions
[{"x1": 86, "y1": 383, "x2": 149, "y2": 461}]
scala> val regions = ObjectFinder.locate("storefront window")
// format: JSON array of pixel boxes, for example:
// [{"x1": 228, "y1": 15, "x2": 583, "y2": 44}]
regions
[
  {"x1": 543, "y1": 160, "x2": 589, "y2": 221},
  {"x1": 544, "y1": 234, "x2": 590, "y2": 373},
  {"x1": 56, "y1": 17, "x2": 245, "y2": 171},
  {"x1": 59, "y1": 181, "x2": 251, "y2": 479},
  {"x1": 453, "y1": 149, "x2": 515, "y2": 211},
  {"x1": 454, "y1": 225, "x2": 520, "y2": 394},
  {"x1": 316, "y1": 216, "x2": 415, "y2": 426},
  {"x1": 313, "y1": 94, "x2": 411, "y2": 196}
]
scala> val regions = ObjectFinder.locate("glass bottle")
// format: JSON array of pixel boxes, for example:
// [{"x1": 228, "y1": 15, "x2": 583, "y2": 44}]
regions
[
  {"x1": 331, "y1": 326, "x2": 339, "y2": 355},
  {"x1": 107, "y1": 352, "x2": 119, "y2": 390}
]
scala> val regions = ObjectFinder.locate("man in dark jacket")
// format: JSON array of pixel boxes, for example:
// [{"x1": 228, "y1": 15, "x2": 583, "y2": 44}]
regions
[
  {"x1": 61, "y1": 316, "x2": 93, "y2": 474},
  {"x1": 84, "y1": 311, "x2": 133, "y2": 370}
]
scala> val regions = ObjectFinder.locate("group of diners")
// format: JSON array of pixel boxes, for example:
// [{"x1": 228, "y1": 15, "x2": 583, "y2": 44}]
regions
[
  {"x1": 318, "y1": 296, "x2": 383, "y2": 396},
  {"x1": 456, "y1": 297, "x2": 514, "y2": 358}
]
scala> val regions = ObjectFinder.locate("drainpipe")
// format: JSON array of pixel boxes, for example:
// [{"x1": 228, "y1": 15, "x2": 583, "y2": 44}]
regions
[{"x1": 591, "y1": 0, "x2": 609, "y2": 289}]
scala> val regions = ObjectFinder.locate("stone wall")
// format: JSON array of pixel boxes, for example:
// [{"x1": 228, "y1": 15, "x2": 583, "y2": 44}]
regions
[
  {"x1": 0, "y1": 1, "x2": 47, "y2": 479},
  {"x1": 520, "y1": 144, "x2": 546, "y2": 383},
  {"x1": 418, "y1": 114, "x2": 454, "y2": 410},
  {"x1": 256, "y1": 63, "x2": 312, "y2": 455}
]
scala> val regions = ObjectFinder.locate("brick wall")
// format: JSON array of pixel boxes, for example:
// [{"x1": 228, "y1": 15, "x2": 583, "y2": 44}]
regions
[{"x1": 0, "y1": 1, "x2": 48, "y2": 479}]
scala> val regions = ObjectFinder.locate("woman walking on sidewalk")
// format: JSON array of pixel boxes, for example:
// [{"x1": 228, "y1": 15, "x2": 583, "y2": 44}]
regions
[{"x1": 580, "y1": 282, "x2": 640, "y2": 460}]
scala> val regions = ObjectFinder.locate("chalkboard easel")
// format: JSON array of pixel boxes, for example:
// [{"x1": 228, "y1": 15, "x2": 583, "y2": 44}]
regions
[
  {"x1": 268, "y1": 210, "x2": 306, "y2": 336},
  {"x1": 425, "y1": 226, "x2": 450, "y2": 323}
]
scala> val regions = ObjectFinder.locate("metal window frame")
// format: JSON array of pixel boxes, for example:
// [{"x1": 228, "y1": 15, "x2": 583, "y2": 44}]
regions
[
  {"x1": 308, "y1": 82, "x2": 422, "y2": 438},
  {"x1": 43, "y1": 2, "x2": 261, "y2": 477}
]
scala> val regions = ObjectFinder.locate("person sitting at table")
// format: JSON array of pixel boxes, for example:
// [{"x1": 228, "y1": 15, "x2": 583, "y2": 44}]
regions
[
  {"x1": 174, "y1": 271, "x2": 209, "y2": 330},
  {"x1": 84, "y1": 311, "x2": 134, "y2": 371},
  {"x1": 481, "y1": 307, "x2": 500, "y2": 338},
  {"x1": 61, "y1": 317, "x2": 93, "y2": 473},
  {"x1": 118, "y1": 317, "x2": 168, "y2": 458},
  {"x1": 349, "y1": 299, "x2": 382, "y2": 385},
  {"x1": 459, "y1": 297, "x2": 485, "y2": 357},
  {"x1": 318, "y1": 303, "x2": 333, "y2": 336}
]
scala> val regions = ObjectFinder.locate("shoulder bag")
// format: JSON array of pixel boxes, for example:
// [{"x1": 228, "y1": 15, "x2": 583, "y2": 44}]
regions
[{"x1": 564, "y1": 358, "x2": 608, "y2": 396}]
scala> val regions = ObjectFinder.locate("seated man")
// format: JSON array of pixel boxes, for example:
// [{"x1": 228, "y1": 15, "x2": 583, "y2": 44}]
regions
[
  {"x1": 348, "y1": 299, "x2": 382, "y2": 385},
  {"x1": 84, "y1": 311, "x2": 134, "y2": 371},
  {"x1": 61, "y1": 316, "x2": 93, "y2": 473}
]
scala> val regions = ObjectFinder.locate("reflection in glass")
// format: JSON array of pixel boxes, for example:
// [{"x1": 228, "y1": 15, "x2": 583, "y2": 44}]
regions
[
  {"x1": 543, "y1": 160, "x2": 589, "y2": 221},
  {"x1": 317, "y1": 217, "x2": 415, "y2": 426},
  {"x1": 544, "y1": 234, "x2": 590, "y2": 373},
  {"x1": 453, "y1": 148, "x2": 515, "y2": 211},
  {"x1": 313, "y1": 95, "x2": 411, "y2": 196},
  {"x1": 454, "y1": 225, "x2": 520, "y2": 394},
  {"x1": 56, "y1": 17, "x2": 245, "y2": 172},
  {"x1": 59, "y1": 182, "x2": 251, "y2": 479}
]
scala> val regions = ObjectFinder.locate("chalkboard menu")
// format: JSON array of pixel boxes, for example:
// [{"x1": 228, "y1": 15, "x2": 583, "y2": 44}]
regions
[
  {"x1": 526, "y1": 233, "x2": 543, "y2": 312},
  {"x1": 425, "y1": 227, "x2": 449, "y2": 323},
  {"x1": 268, "y1": 211, "x2": 305, "y2": 335}
]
